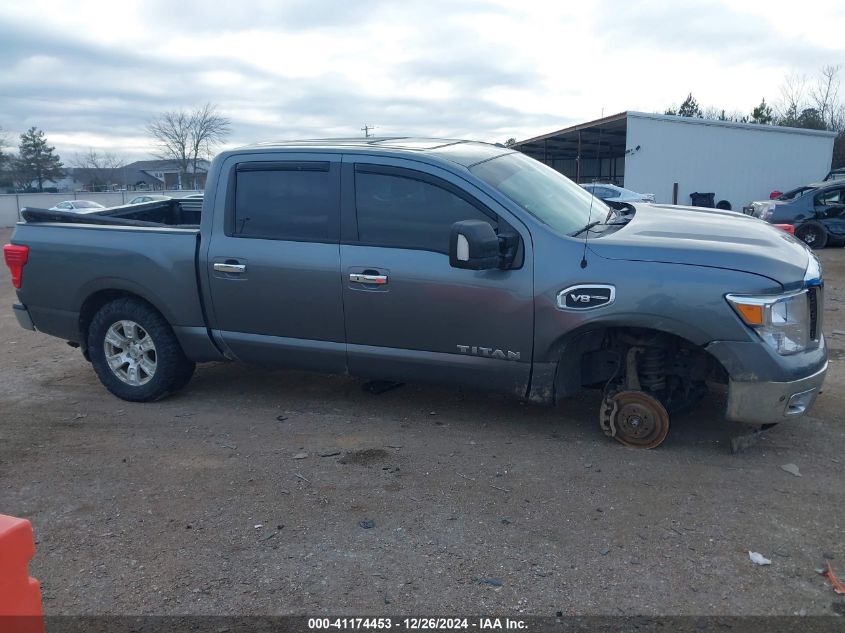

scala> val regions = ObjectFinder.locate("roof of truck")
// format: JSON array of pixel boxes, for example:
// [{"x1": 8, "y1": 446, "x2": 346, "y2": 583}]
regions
[{"x1": 238, "y1": 137, "x2": 512, "y2": 168}]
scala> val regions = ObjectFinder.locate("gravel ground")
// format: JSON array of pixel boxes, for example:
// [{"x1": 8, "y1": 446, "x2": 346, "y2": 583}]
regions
[{"x1": 1, "y1": 227, "x2": 844, "y2": 616}]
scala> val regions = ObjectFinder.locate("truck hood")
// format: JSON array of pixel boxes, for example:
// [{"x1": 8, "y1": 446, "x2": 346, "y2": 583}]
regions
[{"x1": 589, "y1": 203, "x2": 809, "y2": 286}]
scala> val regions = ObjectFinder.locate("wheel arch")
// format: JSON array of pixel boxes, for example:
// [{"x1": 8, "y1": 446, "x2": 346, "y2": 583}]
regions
[
  {"x1": 78, "y1": 288, "x2": 172, "y2": 360},
  {"x1": 530, "y1": 322, "x2": 729, "y2": 404}
]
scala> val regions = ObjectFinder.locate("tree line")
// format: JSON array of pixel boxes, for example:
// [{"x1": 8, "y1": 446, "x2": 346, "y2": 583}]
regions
[
  {"x1": 0, "y1": 103, "x2": 231, "y2": 192},
  {"x1": 663, "y1": 65, "x2": 844, "y2": 168}
]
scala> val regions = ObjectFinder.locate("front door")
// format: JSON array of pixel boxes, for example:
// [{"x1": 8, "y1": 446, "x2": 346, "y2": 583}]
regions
[
  {"x1": 339, "y1": 158, "x2": 534, "y2": 395},
  {"x1": 205, "y1": 156, "x2": 346, "y2": 373}
]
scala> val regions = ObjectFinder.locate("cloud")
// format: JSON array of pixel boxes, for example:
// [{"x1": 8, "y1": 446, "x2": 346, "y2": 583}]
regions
[{"x1": 0, "y1": 0, "x2": 842, "y2": 161}]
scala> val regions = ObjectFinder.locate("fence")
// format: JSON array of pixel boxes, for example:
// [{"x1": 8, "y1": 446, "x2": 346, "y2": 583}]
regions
[{"x1": 0, "y1": 191, "x2": 204, "y2": 228}]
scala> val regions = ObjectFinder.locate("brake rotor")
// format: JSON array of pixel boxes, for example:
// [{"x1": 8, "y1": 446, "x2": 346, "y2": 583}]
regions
[{"x1": 599, "y1": 390, "x2": 670, "y2": 449}]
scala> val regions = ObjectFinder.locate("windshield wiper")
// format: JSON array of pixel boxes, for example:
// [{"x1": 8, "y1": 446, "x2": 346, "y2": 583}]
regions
[
  {"x1": 571, "y1": 218, "x2": 632, "y2": 237},
  {"x1": 571, "y1": 220, "x2": 602, "y2": 237}
]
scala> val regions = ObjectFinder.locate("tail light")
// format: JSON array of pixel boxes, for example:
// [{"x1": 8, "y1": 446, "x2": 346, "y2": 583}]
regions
[
  {"x1": 774, "y1": 224, "x2": 795, "y2": 235},
  {"x1": 3, "y1": 244, "x2": 29, "y2": 289}
]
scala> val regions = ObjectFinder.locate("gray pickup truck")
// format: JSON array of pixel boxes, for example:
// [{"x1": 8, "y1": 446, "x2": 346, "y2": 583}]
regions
[{"x1": 4, "y1": 138, "x2": 827, "y2": 448}]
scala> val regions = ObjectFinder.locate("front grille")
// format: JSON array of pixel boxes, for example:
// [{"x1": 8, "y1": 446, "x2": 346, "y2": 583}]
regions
[{"x1": 808, "y1": 287, "x2": 820, "y2": 341}]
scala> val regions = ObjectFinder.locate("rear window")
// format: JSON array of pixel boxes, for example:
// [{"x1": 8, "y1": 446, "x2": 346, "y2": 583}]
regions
[{"x1": 233, "y1": 164, "x2": 334, "y2": 241}]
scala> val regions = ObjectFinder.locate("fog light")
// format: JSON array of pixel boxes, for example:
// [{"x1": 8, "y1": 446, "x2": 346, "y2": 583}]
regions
[{"x1": 786, "y1": 388, "x2": 817, "y2": 416}]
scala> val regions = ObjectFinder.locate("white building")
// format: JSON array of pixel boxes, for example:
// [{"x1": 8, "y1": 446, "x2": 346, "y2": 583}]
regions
[{"x1": 513, "y1": 111, "x2": 836, "y2": 210}]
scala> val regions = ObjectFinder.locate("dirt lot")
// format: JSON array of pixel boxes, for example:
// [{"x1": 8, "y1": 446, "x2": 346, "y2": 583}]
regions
[{"x1": 1, "y1": 226, "x2": 844, "y2": 616}]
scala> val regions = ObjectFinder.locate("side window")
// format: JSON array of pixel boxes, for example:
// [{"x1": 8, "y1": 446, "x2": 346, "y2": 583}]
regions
[
  {"x1": 816, "y1": 188, "x2": 844, "y2": 205},
  {"x1": 232, "y1": 163, "x2": 334, "y2": 241},
  {"x1": 354, "y1": 170, "x2": 496, "y2": 253},
  {"x1": 58, "y1": 202, "x2": 71, "y2": 209}
]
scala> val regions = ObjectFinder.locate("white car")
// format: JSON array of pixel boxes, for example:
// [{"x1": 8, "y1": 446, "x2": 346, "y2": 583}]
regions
[
  {"x1": 49, "y1": 200, "x2": 106, "y2": 212},
  {"x1": 128, "y1": 194, "x2": 171, "y2": 205},
  {"x1": 581, "y1": 183, "x2": 655, "y2": 204}
]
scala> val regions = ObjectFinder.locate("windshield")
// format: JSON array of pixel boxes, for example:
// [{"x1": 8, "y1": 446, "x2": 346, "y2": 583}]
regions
[{"x1": 470, "y1": 152, "x2": 609, "y2": 235}]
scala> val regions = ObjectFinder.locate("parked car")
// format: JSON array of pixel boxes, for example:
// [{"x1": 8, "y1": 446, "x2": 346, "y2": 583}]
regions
[
  {"x1": 5, "y1": 138, "x2": 825, "y2": 449},
  {"x1": 581, "y1": 183, "x2": 655, "y2": 204},
  {"x1": 749, "y1": 180, "x2": 845, "y2": 248},
  {"x1": 181, "y1": 193, "x2": 204, "y2": 199},
  {"x1": 48, "y1": 200, "x2": 106, "y2": 212},
  {"x1": 128, "y1": 194, "x2": 171, "y2": 205}
]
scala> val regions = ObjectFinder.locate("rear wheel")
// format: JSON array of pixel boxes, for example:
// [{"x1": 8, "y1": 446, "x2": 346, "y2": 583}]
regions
[
  {"x1": 88, "y1": 298, "x2": 195, "y2": 402},
  {"x1": 796, "y1": 222, "x2": 829, "y2": 249}
]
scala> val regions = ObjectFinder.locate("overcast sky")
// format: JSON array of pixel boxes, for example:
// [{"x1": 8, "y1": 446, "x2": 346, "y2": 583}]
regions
[{"x1": 1, "y1": 0, "x2": 843, "y2": 162}]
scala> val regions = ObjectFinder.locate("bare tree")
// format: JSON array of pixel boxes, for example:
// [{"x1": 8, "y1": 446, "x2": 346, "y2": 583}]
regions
[
  {"x1": 147, "y1": 110, "x2": 192, "y2": 188},
  {"x1": 72, "y1": 148, "x2": 126, "y2": 191},
  {"x1": 776, "y1": 72, "x2": 809, "y2": 121},
  {"x1": 147, "y1": 104, "x2": 230, "y2": 189},
  {"x1": 188, "y1": 103, "x2": 230, "y2": 189},
  {"x1": 810, "y1": 64, "x2": 841, "y2": 130}
]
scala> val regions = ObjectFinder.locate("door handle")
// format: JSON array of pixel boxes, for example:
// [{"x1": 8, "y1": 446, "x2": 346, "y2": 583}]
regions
[
  {"x1": 350, "y1": 273, "x2": 388, "y2": 285},
  {"x1": 214, "y1": 262, "x2": 247, "y2": 274}
]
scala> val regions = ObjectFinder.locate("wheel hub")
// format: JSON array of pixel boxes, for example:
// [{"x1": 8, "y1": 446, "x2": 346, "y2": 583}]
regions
[
  {"x1": 103, "y1": 320, "x2": 157, "y2": 386},
  {"x1": 599, "y1": 390, "x2": 670, "y2": 449}
]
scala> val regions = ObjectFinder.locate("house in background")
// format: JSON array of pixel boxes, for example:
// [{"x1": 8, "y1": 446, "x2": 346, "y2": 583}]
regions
[
  {"x1": 50, "y1": 160, "x2": 212, "y2": 192},
  {"x1": 123, "y1": 159, "x2": 210, "y2": 190}
]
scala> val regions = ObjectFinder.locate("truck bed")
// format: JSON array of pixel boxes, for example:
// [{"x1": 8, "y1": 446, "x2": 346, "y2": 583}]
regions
[
  {"x1": 20, "y1": 197, "x2": 203, "y2": 228},
  {"x1": 10, "y1": 206, "x2": 211, "y2": 358}
]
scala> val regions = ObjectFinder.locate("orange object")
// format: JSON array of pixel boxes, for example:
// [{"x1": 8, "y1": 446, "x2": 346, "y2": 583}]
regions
[
  {"x1": 773, "y1": 224, "x2": 795, "y2": 235},
  {"x1": 822, "y1": 562, "x2": 845, "y2": 595},
  {"x1": 735, "y1": 303, "x2": 765, "y2": 325},
  {"x1": 0, "y1": 515, "x2": 44, "y2": 633}
]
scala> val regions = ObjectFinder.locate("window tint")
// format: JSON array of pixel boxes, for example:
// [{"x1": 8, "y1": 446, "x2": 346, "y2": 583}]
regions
[
  {"x1": 233, "y1": 166, "x2": 334, "y2": 241},
  {"x1": 355, "y1": 171, "x2": 495, "y2": 252},
  {"x1": 816, "y1": 188, "x2": 844, "y2": 206}
]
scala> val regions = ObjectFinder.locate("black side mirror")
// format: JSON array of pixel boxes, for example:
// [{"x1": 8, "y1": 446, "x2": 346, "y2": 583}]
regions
[{"x1": 449, "y1": 220, "x2": 500, "y2": 270}]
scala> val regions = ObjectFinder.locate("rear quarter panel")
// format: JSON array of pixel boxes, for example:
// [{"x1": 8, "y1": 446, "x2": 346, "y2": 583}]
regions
[{"x1": 11, "y1": 223, "x2": 205, "y2": 343}]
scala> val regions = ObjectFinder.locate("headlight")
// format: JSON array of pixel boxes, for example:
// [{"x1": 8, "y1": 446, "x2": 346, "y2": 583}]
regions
[
  {"x1": 726, "y1": 291, "x2": 810, "y2": 355},
  {"x1": 761, "y1": 202, "x2": 776, "y2": 220},
  {"x1": 805, "y1": 252, "x2": 822, "y2": 286}
]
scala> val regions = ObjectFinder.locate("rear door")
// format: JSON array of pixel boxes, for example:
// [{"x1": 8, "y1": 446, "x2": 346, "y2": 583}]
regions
[
  {"x1": 339, "y1": 156, "x2": 534, "y2": 394},
  {"x1": 204, "y1": 154, "x2": 346, "y2": 372}
]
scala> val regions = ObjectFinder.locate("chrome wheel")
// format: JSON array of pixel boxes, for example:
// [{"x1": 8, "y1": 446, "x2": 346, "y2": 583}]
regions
[{"x1": 103, "y1": 320, "x2": 157, "y2": 386}]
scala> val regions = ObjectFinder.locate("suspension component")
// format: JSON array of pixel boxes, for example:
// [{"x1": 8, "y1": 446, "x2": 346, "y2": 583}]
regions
[
  {"x1": 639, "y1": 345, "x2": 667, "y2": 393},
  {"x1": 599, "y1": 390, "x2": 670, "y2": 449}
]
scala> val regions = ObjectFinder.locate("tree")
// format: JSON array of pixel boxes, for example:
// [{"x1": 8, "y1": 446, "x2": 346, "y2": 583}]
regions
[
  {"x1": 504, "y1": 138, "x2": 517, "y2": 147},
  {"x1": 17, "y1": 127, "x2": 63, "y2": 192},
  {"x1": 678, "y1": 93, "x2": 703, "y2": 118},
  {"x1": 72, "y1": 148, "x2": 126, "y2": 191},
  {"x1": 147, "y1": 110, "x2": 191, "y2": 187},
  {"x1": 0, "y1": 126, "x2": 9, "y2": 168},
  {"x1": 148, "y1": 103, "x2": 230, "y2": 189},
  {"x1": 187, "y1": 103, "x2": 230, "y2": 189},
  {"x1": 809, "y1": 65, "x2": 841, "y2": 130},
  {"x1": 750, "y1": 98, "x2": 774, "y2": 124}
]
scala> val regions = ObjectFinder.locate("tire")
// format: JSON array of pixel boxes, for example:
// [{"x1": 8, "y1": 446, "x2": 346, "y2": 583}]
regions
[
  {"x1": 796, "y1": 222, "x2": 829, "y2": 249},
  {"x1": 87, "y1": 298, "x2": 195, "y2": 402}
]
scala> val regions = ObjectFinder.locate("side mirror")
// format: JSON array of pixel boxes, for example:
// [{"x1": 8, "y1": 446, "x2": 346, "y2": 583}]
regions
[{"x1": 449, "y1": 220, "x2": 500, "y2": 270}]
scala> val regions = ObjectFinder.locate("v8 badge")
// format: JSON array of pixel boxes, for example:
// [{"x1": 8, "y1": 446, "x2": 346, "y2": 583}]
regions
[{"x1": 556, "y1": 284, "x2": 615, "y2": 310}]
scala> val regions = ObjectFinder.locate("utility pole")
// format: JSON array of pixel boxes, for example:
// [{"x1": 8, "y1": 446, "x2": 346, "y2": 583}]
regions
[{"x1": 361, "y1": 125, "x2": 375, "y2": 138}]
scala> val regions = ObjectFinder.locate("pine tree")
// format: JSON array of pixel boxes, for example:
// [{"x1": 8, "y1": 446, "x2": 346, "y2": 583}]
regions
[
  {"x1": 678, "y1": 94, "x2": 703, "y2": 118},
  {"x1": 750, "y1": 98, "x2": 774, "y2": 124},
  {"x1": 18, "y1": 127, "x2": 63, "y2": 192}
]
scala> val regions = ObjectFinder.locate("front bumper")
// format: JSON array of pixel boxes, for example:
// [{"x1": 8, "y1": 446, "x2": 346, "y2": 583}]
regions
[
  {"x1": 725, "y1": 361, "x2": 827, "y2": 425},
  {"x1": 13, "y1": 303, "x2": 35, "y2": 331}
]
